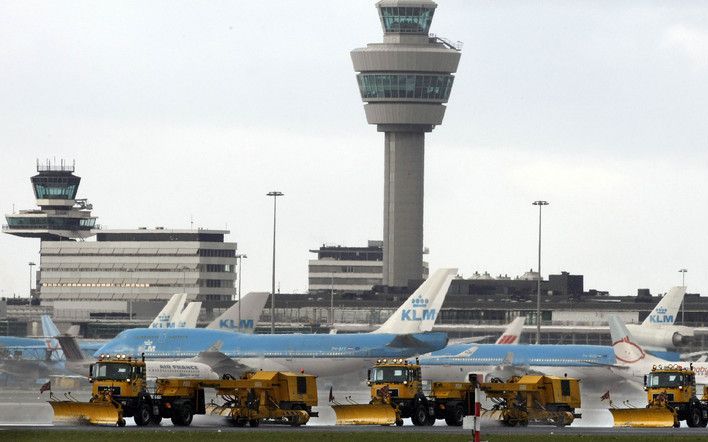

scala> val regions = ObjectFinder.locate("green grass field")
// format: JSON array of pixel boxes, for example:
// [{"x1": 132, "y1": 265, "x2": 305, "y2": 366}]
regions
[{"x1": 3, "y1": 430, "x2": 708, "y2": 442}]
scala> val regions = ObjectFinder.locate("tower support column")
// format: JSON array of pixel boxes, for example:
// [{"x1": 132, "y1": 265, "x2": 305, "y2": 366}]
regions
[{"x1": 383, "y1": 131, "x2": 424, "y2": 287}]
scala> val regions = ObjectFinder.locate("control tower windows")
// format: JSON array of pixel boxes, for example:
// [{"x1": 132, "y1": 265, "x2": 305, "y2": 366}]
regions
[
  {"x1": 6, "y1": 216, "x2": 95, "y2": 229},
  {"x1": 380, "y1": 7, "x2": 434, "y2": 34},
  {"x1": 32, "y1": 175, "x2": 79, "y2": 199},
  {"x1": 357, "y1": 74, "x2": 454, "y2": 101}
]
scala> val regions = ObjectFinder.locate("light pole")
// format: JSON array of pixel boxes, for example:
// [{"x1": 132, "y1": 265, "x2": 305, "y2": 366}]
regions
[
  {"x1": 28, "y1": 262, "x2": 36, "y2": 297},
  {"x1": 236, "y1": 254, "x2": 247, "y2": 330},
  {"x1": 330, "y1": 273, "x2": 335, "y2": 328},
  {"x1": 532, "y1": 200, "x2": 549, "y2": 344},
  {"x1": 267, "y1": 191, "x2": 284, "y2": 334},
  {"x1": 679, "y1": 268, "x2": 687, "y2": 324}
]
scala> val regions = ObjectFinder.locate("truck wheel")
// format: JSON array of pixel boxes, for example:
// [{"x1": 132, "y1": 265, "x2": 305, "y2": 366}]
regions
[
  {"x1": 249, "y1": 419, "x2": 260, "y2": 427},
  {"x1": 231, "y1": 418, "x2": 247, "y2": 427},
  {"x1": 411, "y1": 405, "x2": 428, "y2": 426},
  {"x1": 687, "y1": 406, "x2": 703, "y2": 428},
  {"x1": 171, "y1": 404, "x2": 193, "y2": 426},
  {"x1": 117, "y1": 418, "x2": 126, "y2": 427},
  {"x1": 445, "y1": 406, "x2": 464, "y2": 427},
  {"x1": 395, "y1": 419, "x2": 404, "y2": 427},
  {"x1": 134, "y1": 403, "x2": 152, "y2": 426}
]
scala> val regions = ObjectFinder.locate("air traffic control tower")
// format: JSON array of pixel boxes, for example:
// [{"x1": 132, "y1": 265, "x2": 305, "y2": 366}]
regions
[
  {"x1": 3, "y1": 160, "x2": 96, "y2": 241},
  {"x1": 351, "y1": 1, "x2": 461, "y2": 288}
]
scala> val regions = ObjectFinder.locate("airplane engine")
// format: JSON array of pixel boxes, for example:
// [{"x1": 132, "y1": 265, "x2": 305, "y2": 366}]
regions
[{"x1": 626, "y1": 324, "x2": 693, "y2": 349}]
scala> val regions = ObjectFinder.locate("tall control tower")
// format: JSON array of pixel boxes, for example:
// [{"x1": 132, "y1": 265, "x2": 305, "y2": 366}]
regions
[
  {"x1": 3, "y1": 160, "x2": 96, "y2": 241},
  {"x1": 351, "y1": 1, "x2": 461, "y2": 288}
]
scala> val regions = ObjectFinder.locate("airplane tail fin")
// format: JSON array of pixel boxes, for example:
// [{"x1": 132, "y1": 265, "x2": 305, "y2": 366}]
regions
[
  {"x1": 41, "y1": 315, "x2": 61, "y2": 338},
  {"x1": 609, "y1": 315, "x2": 646, "y2": 365},
  {"x1": 495, "y1": 317, "x2": 526, "y2": 344},
  {"x1": 149, "y1": 293, "x2": 187, "y2": 328},
  {"x1": 174, "y1": 302, "x2": 202, "y2": 328},
  {"x1": 641, "y1": 286, "x2": 686, "y2": 326},
  {"x1": 206, "y1": 292, "x2": 269, "y2": 333},
  {"x1": 373, "y1": 268, "x2": 457, "y2": 335}
]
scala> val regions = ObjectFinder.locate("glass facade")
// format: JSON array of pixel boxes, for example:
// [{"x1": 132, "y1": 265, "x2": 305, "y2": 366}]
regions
[
  {"x1": 6, "y1": 216, "x2": 95, "y2": 229},
  {"x1": 31, "y1": 175, "x2": 80, "y2": 200},
  {"x1": 357, "y1": 74, "x2": 454, "y2": 101},
  {"x1": 380, "y1": 7, "x2": 434, "y2": 34}
]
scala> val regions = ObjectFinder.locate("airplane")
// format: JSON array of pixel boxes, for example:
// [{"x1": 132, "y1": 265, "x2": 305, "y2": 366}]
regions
[
  {"x1": 625, "y1": 286, "x2": 693, "y2": 351},
  {"x1": 0, "y1": 291, "x2": 269, "y2": 380},
  {"x1": 55, "y1": 334, "x2": 219, "y2": 380},
  {"x1": 495, "y1": 316, "x2": 526, "y2": 344},
  {"x1": 417, "y1": 290, "x2": 699, "y2": 389},
  {"x1": 94, "y1": 268, "x2": 458, "y2": 377},
  {"x1": 608, "y1": 315, "x2": 708, "y2": 386},
  {"x1": 172, "y1": 302, "x2": 202, "y2": 328}
]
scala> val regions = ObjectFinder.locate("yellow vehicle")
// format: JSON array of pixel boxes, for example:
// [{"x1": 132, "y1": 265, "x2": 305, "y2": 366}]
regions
[
  {"x1": 332, "y1": 358, "x2": 473, "y2": 426},
  {"x1": 480, "y1": 375, "x2": 581, "y2": 427},
  {"x1": 610, "y1": 364, "x2": 708, "y2": 428},
  {"x1": 49, "y1": 354, "x2": 318, "y2": 427},
  {"x1": 203, "y1": 370, "x2": 318, "y2": 427}
]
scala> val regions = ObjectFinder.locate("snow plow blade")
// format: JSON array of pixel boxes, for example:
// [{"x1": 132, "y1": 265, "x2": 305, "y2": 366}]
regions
[
  {"x1": 49, "y1": 400, "x2": 123, "y2": 426},
  {"x1": 610, "y1": 408, "x2": 676, "y2": 428},
  {"x1": 332, "y1": 404, "x2": 397, "y2": 425}
]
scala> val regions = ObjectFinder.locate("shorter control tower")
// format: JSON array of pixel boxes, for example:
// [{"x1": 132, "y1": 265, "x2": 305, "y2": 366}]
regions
[
  {"x1": 352, "y1": 1, "x2": 461, "y2": 288},
  {"x1": 3, "y1": 160, "x2": 97, "y2": 241}
]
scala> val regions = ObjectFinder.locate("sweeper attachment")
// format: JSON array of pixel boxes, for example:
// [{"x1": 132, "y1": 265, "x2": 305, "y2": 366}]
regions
[
  {"x1": 609, "y1": 364, "x2": 708, "y2": 428},
  {"x1": 480, "y1": 375, "x2": 581, "y2": 427}
]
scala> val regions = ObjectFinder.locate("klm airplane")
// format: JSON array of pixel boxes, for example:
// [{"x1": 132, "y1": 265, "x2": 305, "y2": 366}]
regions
[
  {"x1": 95, "y1": 269, "x2": 457, "y2": 377},
  {"x1": 419, "y1": 341, "x2": 619, "y2": 390},
  {"x1": 422, "y1": 288, "x2": 686, "y2": 389},
  {"x1": 0, "y1": 292, "x2": 269, "y2": 367}
]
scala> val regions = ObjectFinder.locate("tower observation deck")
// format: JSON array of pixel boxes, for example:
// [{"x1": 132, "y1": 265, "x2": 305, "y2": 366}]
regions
[
  {"x1": 351, "y1": 1, "x2": 461, "y2": 288},
  {"x1": 3, "y1": 160, "x2": 97, "y2": 241}
]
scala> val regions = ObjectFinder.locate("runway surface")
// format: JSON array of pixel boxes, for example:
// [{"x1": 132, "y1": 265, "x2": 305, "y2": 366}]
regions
[{"x1": 2, "y1": 387, "x2": 705, "y2": 437}]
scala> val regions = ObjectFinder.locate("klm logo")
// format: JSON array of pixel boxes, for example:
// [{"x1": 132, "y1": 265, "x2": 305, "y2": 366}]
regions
[
  {"x1": 139, "y1": 339, "x2": 156, "y2": 353},
  {"x1": 648, "y1": 306, "x2": 673, "y2": 324},
  {"x1": 219, "y1": 319, "x2": 254, "y2": 329},
  {"x1": 401, "y1": 296, "x2": 436, "y2": 321}
]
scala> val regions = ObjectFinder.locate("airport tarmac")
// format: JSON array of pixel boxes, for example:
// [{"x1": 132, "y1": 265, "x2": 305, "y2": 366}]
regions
[{"x1": 0, "y1": 386, "x2": 702, "y2": 437}]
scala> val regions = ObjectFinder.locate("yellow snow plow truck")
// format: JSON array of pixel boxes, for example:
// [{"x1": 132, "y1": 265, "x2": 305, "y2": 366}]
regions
[
  {"x1": 49, "y1": 354, "x2": 318, "y2": 427},
  {"x1": 479, "y1": 375, "x2": 581, "y2": 427},
  {"x1": 610, "y1": 364, "x2": 708, "y2": 428},
  {"x1": 332, "y1": 358, "x2": 473, "y2": 426}
]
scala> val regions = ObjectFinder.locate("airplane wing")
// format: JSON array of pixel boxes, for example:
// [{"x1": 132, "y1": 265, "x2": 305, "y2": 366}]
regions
[
  {"x1": 192, "y1": 350, "x2": 248, "y2": 377},
  {"x1": 386, "y1": 334, "x2": 428, "y2": 349},
  {"x1": 448, "y1": 336, "x2": 492, "y2": 345},
  {"x1": 679, "y1": 350, "x2": 708, "y2": 360}
]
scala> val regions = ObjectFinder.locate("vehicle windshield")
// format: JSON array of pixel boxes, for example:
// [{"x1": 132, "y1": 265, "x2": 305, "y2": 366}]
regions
[
  {"x1": 93, "y1": 363, "x2": 133, "y2": 381},
  {"x1": 647, "y1": 372, "x2": 685, "y2": 388},
  {"x1": 370, "y1": 366, "x2": 413, "y2": 383}
]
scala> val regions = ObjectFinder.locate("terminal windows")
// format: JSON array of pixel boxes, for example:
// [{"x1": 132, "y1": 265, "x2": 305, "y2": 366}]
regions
[
  {"x1": 380, "y1": 7, "x2": 434, "y2": 34},
  {"x1": 357, "y1": 74, "x2": 454, "y2": 101}
]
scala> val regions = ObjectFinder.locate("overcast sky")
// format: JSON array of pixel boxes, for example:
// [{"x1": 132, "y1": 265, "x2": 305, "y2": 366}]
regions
[{"x1": 1, "y1": 1, "x2": 707, "y2": 299}]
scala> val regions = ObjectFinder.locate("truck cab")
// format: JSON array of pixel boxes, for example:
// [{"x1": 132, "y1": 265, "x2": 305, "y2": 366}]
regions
[{"x1": 643, "y1": 364, "x2": 707, "y2": 428}]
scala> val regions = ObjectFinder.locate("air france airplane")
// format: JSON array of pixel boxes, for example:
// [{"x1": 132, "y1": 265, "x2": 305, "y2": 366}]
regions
[{"x1": 95, "y1": 269, "x2": 457, "y2": 377}]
